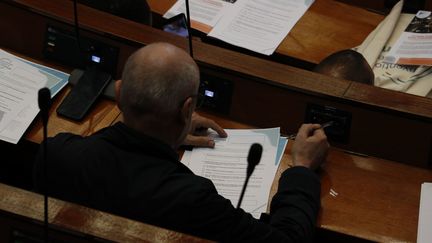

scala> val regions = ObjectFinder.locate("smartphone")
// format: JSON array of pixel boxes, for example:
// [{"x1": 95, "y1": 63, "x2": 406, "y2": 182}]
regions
[
  {"x1": 163, "y1": 13, "x2": 189, "y2": 38},
  {"x1": 57, "y1": 66, "x2": 111, "y2": 121}
]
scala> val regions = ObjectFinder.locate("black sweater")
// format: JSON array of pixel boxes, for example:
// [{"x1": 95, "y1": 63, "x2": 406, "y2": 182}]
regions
[{"x1": 34, "y1": 122, "x2": 320, "y2": 242}]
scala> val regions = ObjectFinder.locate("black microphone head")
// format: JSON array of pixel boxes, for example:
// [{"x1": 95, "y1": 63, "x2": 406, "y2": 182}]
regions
[
  {"x1": 247, "y1": 143, "x2": 263, "y2": 168},
  {"x1": 38, "y1": 88, "x2": 51, "y2": 111}
]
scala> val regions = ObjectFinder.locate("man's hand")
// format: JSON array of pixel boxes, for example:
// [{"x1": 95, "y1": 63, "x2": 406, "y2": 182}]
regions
[
  {"x1": 292, "y1": 124, "x2": 329, "y2": 170},
  {"x1": 183, "y1": 113, "x2": 227, "y2": 148}
]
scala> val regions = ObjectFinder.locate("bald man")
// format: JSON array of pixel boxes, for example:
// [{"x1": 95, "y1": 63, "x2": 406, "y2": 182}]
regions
[
  {"x1": 314, "y1": 49, "x2": 374, "y2": 85},
  {"x1": 35, "y1": 43, "x2": 328, "y2": 242}
]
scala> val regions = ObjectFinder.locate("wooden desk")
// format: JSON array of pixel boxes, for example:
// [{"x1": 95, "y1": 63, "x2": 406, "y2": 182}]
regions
[
  {"x1": 202, "y1": 112, "x2": 432, "y2": 243},
  {"x1": 148, "y1": 0, "x2": 384, "y2": 64},
  {"x1": 3, "y1": 0, "x2": 432, "y2": 166},
  {"x1": 1, "y1": 1, "x2": 431, "y2": 241},
  {"x1": 25, "y1": 87, "x2": 121, "y2": 144},
  {"x1": 0, "y1": 48, "x2": 121, "y2": 144}
]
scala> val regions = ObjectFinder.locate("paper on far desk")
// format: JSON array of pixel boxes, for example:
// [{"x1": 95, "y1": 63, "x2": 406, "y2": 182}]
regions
[
  {"x1": 208, "y1": 0, "x2": 314, "y2": 55},
  {"x1": 385, "y1": 11, "x2": 432, "y2": 66},
  {"x1": 182, "y1": 128, "x2": 281, "y2": 218},
  {"x1": 0, "y1": 49, "x2": 69, "y2": 144},
  {"x1": 417, "y1": 182, "x2": 432, "y2": 243},
  {"x1": 164, "y1": 0, "x2": 231, "y2": 28}
]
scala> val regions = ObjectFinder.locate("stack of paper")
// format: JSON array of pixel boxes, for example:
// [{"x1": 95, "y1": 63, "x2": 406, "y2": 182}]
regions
[
  {"x1": 164, "y1": 0, "x2": 314, "y2": 55},
  {"x1": 385, "y1": 10, "x2": 432, "y2": 66},
  {"x1": 181, "y1": 127, "x2": 287, "y2": 218},
  {"x1": 356, "y1": 1, "x2": 432, "y2": 98},
  {"x1": 417, "y1": 182, "x2": 432, "y2": 243},
  {"x1": 0, "y1": 49, "x2": 69, "y2": 144}
]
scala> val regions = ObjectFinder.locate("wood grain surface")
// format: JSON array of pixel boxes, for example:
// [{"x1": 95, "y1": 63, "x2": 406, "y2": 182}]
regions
[{"x1": 0, "y1": 183, "x2": 212, "y2": 242}]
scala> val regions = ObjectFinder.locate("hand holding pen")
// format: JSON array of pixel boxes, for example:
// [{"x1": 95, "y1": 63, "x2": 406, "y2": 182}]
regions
[{"x1": 291, "y1": 122, "x2": 330, "y2": 170}]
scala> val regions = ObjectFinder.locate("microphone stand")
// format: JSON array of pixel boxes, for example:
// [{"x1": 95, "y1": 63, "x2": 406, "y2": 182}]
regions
[
  {"x1": 237, "y1": 143, "x2": 262, "y2": 209},
  {"x1": 73, "y1": 0, "x2": 82, "y2": 51},
  {"x1": 237, "y1": 173, "x2": 251, "y2": 209},
  {"x1": 38, "y1": 88, "x2": 51, "y2": 243}
]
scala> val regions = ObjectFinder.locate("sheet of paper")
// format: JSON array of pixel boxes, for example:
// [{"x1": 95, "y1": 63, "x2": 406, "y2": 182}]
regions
[
  {"x1": 164, "y1": 0, "x2": 231, "y2": 28},
  {"x1": 20, "y1": 59, "x2": 69, "y2": 97},
  {"x1": 0, "y1": 49, "x2": 69, "y2": 144},
  {"x1": 385, "y1": 11, "x2": 432, "y2": 66},
  {"x1": 417, "y1": 182, "x2": 432, "y2": 243},
  {"x1": 0, "y1": 50, "x2": 47, "y2": 131},
  {"x1": 183, "y1": 127, "x2": 280, "y2": 218},
  {"x1": 356, "y1": 2, "x2": 432, "y2": 98},
  {"x1": 208, "y1": 0, "x2": 314, "y2": 55},
  {"x1": 182, "y1": 136, "x2": 287, "y2": 166},
  {"x1": 276, "y1": 137, "x2": 287, "y2": 165},
  {"x1": 356, "y1": 0, "x2": 403, "y2": 67}
]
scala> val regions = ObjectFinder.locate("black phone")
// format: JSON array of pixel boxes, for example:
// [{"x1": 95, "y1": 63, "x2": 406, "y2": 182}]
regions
[
  {"x1": 57, "y1": 66, "x2": 111, "y2": 121},
  {"x1": 163, "y1": 13, "x2": 189, "y2": 38}
]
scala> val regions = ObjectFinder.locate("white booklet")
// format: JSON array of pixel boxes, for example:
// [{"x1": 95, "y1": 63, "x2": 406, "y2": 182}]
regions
[
  {"x1": 181, "y1": 127, "x2": 288, "y2": 218},
  {"x1": 385, "y1": 10, "x2": 432, "y2": 66},
  {"x1": 417, "y1": 182, "x2": 432, "y2": 243},
  {"x1": 0, "y1": 49, "x2": 69, "y2": 144}
]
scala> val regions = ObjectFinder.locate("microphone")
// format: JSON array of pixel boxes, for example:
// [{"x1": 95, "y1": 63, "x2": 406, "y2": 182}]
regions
[
  {"x1": 185, "y1": 0, "x2": 193, "y2": 58},
  {"x1": 38, "y1": 88, "x2": 51, "y2": 127},
  {"x1": 38, "y1": 88, "x2": 51, "y2": 243},
  {"x1": 237, "y1": 143, "x2": 263, "y2": 209}
]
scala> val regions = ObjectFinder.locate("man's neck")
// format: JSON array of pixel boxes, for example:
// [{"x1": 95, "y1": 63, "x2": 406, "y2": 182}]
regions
[{"x1": 123, "y1": 116, "x2": 182, "y2": 150}]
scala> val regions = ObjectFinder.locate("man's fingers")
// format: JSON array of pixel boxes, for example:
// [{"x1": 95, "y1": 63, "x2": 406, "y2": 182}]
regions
[
  {"x1": 207, "y1": 119, "x2": 227, "y2": 137},
  {"x1": 311, "y1": 127, "x2": 327, "y2": 139},
  {"x1": 184, "y1": 135, "x2": 215, "y2": 148},
  {"x1": 196, "y1": 117, "x2": 227, "y2": 138},
  {"x1": 297, "y1": 124, "x2": 320, "y2": 138}
]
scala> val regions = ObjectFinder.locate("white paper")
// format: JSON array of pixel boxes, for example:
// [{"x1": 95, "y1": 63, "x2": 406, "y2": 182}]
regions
[
  {"x1": 0, "y1": 49, "x2": 69, "y2": 144},
  {"x1": 184, "y1": 128, "x2": 280, "y2": 218},
  {"x1": 208, "y1": 0, "x2": 314, "y2": 55},
  {"x1": 276, "y1": 137, "x2": 287, "y2": 165},
  {"x1": 164, "y1": 0, "x2": 230, "y2": 27},
  {"x1": 182, "y1": 136, "x2": 287, "y2": 166},
  {"x1": 417, "y1": 182, "x2": 432, "y2": 243},
  {"x1": 0, "y1": 50, "x2": 47, "y2": 131},
  {"x1": 356, "y1": 0, "x2": 403, "y2": 67},
  {"x1": 356, "y1": 1, "x2": 432, "y2": 98},
  {"x1": 385, "y1": 11, "x2": 432, "y2": 65}
]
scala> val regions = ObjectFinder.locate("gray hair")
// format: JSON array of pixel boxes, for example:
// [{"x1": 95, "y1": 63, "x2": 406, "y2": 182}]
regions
[{"x1": 119, "y1": 43, "x2": 199, "y2": 119}]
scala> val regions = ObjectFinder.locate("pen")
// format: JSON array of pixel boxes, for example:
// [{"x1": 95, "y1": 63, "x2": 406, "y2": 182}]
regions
[{"x1": 287, "y1": 121, "x2": 334, "y2": 140}]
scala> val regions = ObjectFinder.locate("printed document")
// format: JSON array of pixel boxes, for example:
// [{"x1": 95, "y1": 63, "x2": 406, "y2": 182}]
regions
[
  {"x1": 417, "y1": 182, "x2": 432, "y2": 243},
  {"x1": 208, "y1": 0, "x2": 314, "y2": 55},
  {"x1": 0, "y1": 49, "x2": 69, "y2": 144},
  {"x1": 182, "y1": 127, "x2": 283, "y2": 218},
  {"x1": 356, "y1": 1, "x2": 432, "y2": 97},
  {"x1": 385, "y1": 10, "x2": 432, "y2": 66}
]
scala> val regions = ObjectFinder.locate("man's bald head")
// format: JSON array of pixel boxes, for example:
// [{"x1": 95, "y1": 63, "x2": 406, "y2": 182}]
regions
[
  {"x1": 314, "y1": 50, "x2": 374, "y2": 85},
  {"x1": 119, "y1": 43, "x2": 199, "y2": 121}
]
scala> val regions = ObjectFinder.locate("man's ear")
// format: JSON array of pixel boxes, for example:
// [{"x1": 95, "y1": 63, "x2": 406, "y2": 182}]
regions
[
  {"x1": 115, "y1": 80, "x2": 122, "y2": 104},
  {"x1": 180, "y1": 97, "x2": 194, "y2": 124}
]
